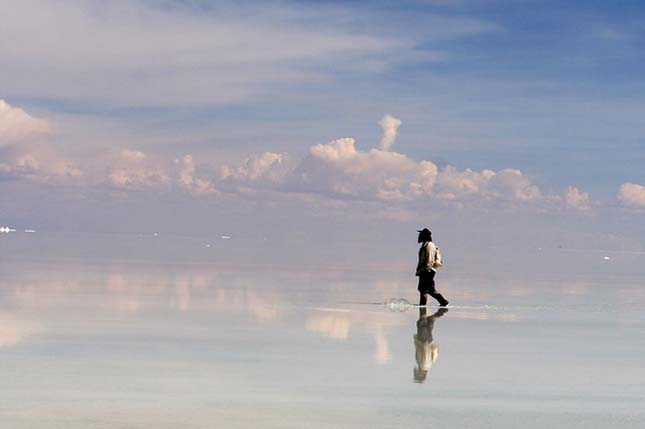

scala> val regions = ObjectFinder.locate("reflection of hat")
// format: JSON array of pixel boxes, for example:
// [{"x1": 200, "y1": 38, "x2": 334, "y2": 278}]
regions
[{"x1": 417, "y1": 228, "x2": 431, "y2": 234}]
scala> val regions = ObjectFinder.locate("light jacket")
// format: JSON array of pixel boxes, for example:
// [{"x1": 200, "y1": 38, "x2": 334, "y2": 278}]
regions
[
  {"x1": 416, "y1": 241, "x2": 437, "y2": 275},
  {"x1": 414, "y1": 313, "x2": 440, "y2": 371}
]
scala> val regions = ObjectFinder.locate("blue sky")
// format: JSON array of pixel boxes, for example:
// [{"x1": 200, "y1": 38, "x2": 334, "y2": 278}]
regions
[{"x1": 1, "y1": 0, "x2": 644, "y2": 253}]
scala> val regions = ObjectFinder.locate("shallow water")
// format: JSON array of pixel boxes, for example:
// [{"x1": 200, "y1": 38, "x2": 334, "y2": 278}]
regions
[{"x1": 1, "y1": 233, "x2": 644, "y2": 428}]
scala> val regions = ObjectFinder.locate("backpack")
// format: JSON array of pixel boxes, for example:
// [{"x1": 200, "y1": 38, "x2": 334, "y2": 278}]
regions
[{"x1": 432, "y1": 245, "x2": 443, "y2": 269}]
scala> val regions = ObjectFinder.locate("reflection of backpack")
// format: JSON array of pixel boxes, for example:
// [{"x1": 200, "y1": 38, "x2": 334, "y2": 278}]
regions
[{"x1": 432, "y1": 246, "x2": 443, "y2": 269}]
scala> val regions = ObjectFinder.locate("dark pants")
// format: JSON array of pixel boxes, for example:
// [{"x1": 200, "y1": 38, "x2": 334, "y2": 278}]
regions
[{"x1": 418, "y1": 270, "x2": 448, "y2": 306}]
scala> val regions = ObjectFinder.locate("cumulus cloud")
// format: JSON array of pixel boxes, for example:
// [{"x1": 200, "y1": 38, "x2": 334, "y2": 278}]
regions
[
  {"x1": 175, "y1": 154, "x2": 217, "y2": 196},
  {"x1": 219, "y1": 152, "x2": 292, "y2": 186},
  {"x1": 108, "y1": 167, "x2": 170, "y2": 190},
  {"x1": 618, "y1": 183, "x2": 645, "y2": 208},
  {"x1": 433, "y1": 167, "x2": 542, "y2": 204},
  {"x1": 0, "y1": 99, "x2": 50, "y2": 144},
  {"x1": 0, "y1": 99, "x2": 84, "y2": 182},
  {"x1": 379, "y1": 114, "x2": 402, "y2": 151},
  {"x1": 0, "y1": 148, "x2": 82, "y2": 183},
  {"x1": 289, "y1": 137, "x2": 419, "y2": 200},
  {"x1": 103, "y1": 149, "x2": 171, "y2": 190},
  {"x1": 120, "y1": 149, "x2": 146, "y2": 161},
  {"x1": 286, "y1": 134, "x2": 544, "y2": 207},
  {"x1": 564, "y1": 186, "x2": 590, "y2": 211},
  {"x1": 0, "y1": 100, "x2": 602, "y2": 212}
]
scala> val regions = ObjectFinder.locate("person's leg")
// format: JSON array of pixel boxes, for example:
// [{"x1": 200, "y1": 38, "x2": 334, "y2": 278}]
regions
[
  {"x1": 419, "y1": 293, "x2": 428, "y2": 306},
  {"x1": 429, "y1": 290, "x2": 449, "y2": 306},
  {"x1": 418, "y1": 273, "x2": 429, "y2": 306},
  {"x1": 427, "y1": 270, "x2": 449, "y2": 306}
]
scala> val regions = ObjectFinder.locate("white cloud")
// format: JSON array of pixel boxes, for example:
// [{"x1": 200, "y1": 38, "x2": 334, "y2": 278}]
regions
[
  {"x1": 120, "y1": 149, "x2": 146, "y2": 161},
  {"x1": 0, "y1": 99, "x2": 83, "y2": 182},
  {"x1": 433, "y1": 167, "x2": 542, "y2": 204},
  {"x1": 107, "y1": 167, "x2": 170, "y2": 190},
  {"x1": 618, "y1": 183, "x2": 645, "y2": 208},
  {"x1": 286, "y1": 134, "x2": 544, "y2": 207},
  {"x1": 177, "y1": 155, "x2": 197, "y2": 189},
  {"x1": 379, "y1": 114, "x2": 402, "y2": 151},
  {"x1": 0, "y1": 101, "x2": 604, "y2": 213},
  {"x1": 0, "y1": 99, "x2": 50, "y2": 144},
  {"x1": 103, "y1": 149, "x2": 171, "y2": 190},
  {"x1": 175, "y1": 154, "x2": 217, "y2": 196},
  {"x1": 169, "y1": 151, "x2": 293, "y2": 196},
  {"x1": 564, "y1": 186, "x2": 590, "y2": 211},
  {"x1": 0, "y1": 148, "x2": 82, "y2": 183},
  {"x1": 290, "y1": 138, "x2": 420, "y2": 200},
  {"x1": 219, "y1": 152, "x2": 292, "y2": 186},
  {"x1": 278, "y1": 118, "x2": 547, "y2": 206}
]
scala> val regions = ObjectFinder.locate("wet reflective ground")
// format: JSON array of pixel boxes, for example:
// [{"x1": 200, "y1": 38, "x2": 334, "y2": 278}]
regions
[{"x1": 1, "y1": 235, "x2": 644, "y2": 428}]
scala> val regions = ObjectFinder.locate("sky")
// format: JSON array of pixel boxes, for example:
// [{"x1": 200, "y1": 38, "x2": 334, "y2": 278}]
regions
[{"x1": 1, "y1": 0, "x2": 644, "y2": 261}]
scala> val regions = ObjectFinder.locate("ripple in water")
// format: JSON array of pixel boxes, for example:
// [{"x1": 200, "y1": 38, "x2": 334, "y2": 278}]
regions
[{"x1": 385, "y1": 298, "x2": 413, "y2": 311}]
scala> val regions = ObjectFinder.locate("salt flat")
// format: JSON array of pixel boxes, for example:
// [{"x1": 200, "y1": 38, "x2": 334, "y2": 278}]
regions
[{"x1": 0, "y1": 233, "x2": 643, "y2": 428}]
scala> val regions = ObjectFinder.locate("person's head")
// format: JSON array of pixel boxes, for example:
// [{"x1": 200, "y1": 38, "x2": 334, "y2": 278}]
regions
[{"x1": 417, "y1": 228, "x2": 432, "y2": 243}]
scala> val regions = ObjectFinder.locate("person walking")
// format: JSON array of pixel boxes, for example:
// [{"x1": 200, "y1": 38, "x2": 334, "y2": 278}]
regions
[{"x1": 415, "y1": 228, "x2": 449, "y2": 307}]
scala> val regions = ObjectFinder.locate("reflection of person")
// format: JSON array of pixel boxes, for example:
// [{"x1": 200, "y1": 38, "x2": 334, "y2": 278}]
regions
[
  {"x1": 415, "y1": 228, "x2": 449, "y2": 307},
  {"x1": 413, "y1": 307, "x2": 448, "y2": 383}
]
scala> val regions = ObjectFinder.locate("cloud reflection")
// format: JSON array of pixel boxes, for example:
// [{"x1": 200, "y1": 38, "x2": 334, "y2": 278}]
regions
[
  {"x1": 1, "y1": 267, "x2": 286, "y2": 348},
  {"x1": 373, "y1": 326, "x2": 391, "y2": 365},
  {"x1": 0, "y1": 312, "x2": 40, "y2": 348},
  {"x1": 305, "y1": 314, "x2": 351, "y2": 340}
]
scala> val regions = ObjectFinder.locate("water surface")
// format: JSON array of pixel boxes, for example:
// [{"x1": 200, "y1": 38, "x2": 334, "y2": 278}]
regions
[{"x1": 1, "y1": 233, "x2": 643, "y2": 428}]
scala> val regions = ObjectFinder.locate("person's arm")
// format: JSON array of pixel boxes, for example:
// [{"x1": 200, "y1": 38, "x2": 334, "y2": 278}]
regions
[{"x1": 416, "y1": 244, "x2": 428, "y2": 275}]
